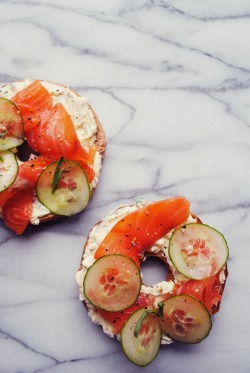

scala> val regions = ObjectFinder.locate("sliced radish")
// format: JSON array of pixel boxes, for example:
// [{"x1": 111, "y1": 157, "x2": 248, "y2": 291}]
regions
[{"x1": 169, "y1": 223, "x2": 229, "y2": 280}]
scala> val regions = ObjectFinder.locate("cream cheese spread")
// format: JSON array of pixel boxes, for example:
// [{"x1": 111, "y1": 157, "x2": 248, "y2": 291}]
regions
[
  {"x1": 75, "y1": 201, "x2": 199, "y2": 344},
  {"x1": 0, "y1": 79, "x2": 102, "y2": 224}
]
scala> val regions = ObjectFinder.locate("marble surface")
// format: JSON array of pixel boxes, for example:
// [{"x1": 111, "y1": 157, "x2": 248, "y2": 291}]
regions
[{"x1": 0, "y1": 1, "x2": 249, "y2": 372}]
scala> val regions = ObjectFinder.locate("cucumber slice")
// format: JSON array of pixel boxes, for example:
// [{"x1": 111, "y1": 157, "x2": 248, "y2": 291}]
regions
[
  {"x1": 0, "y1": 98, "x2": 24, "y2": 150},
  {"x1": 121, "y1": 307, "x2": 161, "y2": 366},
  {"x1": 36, "y1": 159, "x2": 90, "y2": 216},
  {"x1": 169, "y1": 223, "x2": 229, "y2": 280},
  {"x1": 160, "y1": 294, "x2": 212, "y2": 343},
  {"x1": 0, "y1": 150, "x2": 18, "y2": 192},
  {"x1": 83, "y1": 254, "x2": 141, "y2": 312}
]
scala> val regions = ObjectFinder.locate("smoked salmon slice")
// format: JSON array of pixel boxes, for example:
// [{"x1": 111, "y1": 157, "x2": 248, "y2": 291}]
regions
[
  {"x1": 12, "y1": 80, "x2": 53, "y2": 131},
  {"x1": 18, "y1": 156, "x2": 54, "y2": 184},
  {"x1": 13, "y1": 80, "x2": 95, "y2": 165},
  {"x1": 176, "y1": 273, "x2": 223, "y2": 313},
  {"x1": 25, "y1": 103, "x2": 79, "y2": 157},
  {"x1": 94, "y1": 197, "x2": 191, "y2": 266},
  {"x1": 24, "y1": 102, "x2": 95, "y2": 173},
  {"x1": 13, "y1": 80, "x2": 96, "y2": 183},
  {"x1": 2, "y1": 187, "x2": 34, "y2": 235},
  {"x1": 97, "y1": 293, "x2": 155, "y2": 334},
  {"x1": 0, "y1": 157, "x2": 52, "y2": 208}
]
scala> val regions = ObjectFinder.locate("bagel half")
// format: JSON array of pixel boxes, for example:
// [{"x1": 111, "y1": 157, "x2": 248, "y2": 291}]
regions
[
  {"x1": 76, "y1": 200, "x2": 228, "y2": 343},
  {"x1": 0, "y1": 79, "x2": 106, "y2": 227}
]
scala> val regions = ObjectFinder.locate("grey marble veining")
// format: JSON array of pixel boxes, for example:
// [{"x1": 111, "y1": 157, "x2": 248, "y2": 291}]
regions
[{"x1": 0, "y1": 1, "x2": 250, "y2": 372}]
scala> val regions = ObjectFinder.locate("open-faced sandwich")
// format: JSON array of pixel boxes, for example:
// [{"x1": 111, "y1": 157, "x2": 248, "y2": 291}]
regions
[
  {"x1": 0, "y1": 79, "x2": 106, "y2": 234},
  {"x1": 76, "y1": 196, "x2": 229, "y2": 366}
]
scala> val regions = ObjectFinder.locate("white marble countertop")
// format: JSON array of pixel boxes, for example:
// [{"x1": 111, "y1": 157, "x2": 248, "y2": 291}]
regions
[{"x1": 0, "y1": 1, "x2": 249, "y2": 372}]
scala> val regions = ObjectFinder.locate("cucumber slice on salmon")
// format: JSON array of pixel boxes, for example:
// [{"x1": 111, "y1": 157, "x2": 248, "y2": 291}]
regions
[
  {"x1": 0, "y1": 98, "x2": 24, "y2": 150},
  {"x1": 36, "y1": 158, "x2": 90, "y2": 216},
  {"x1": 159, "y1": 294, "x2": 212, "y2": 343},
  {"x1": 0, "y1": 150, "x2": 18, "y2": 192},
  {"x1": 121, "y1": 307, "x2": 161, "y2": 366},
  {"x1": 83, "y1": 254, "x2": 141, "y2": 312},
  {"x1": 169, "y1": 223, "x2": 229, "y2": 280}
]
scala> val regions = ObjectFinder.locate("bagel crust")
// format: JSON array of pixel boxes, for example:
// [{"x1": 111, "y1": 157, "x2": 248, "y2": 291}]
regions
[
  {"x1": 76, "y1": 200, "x2": 228, "y2": 344},
  {"x1": 0, "y1": 79, "x2": 106, "y2": 225}
]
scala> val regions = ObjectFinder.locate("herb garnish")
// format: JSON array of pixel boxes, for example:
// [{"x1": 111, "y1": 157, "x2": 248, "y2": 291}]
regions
[
  {"x1": 52, "y1": 157, "x2": 64, "y2": 193},
  {"x1": 134, "y1": 303, "x2": 164, "y2": 337}
]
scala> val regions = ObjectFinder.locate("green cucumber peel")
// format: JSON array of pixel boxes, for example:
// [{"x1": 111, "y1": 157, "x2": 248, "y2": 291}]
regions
[
  {"x1": 0, "y1": 130, "x2": 7, "y2": 138},
  {"x1": 134, "y1": 303, "x2": 163, "y2": 337}
]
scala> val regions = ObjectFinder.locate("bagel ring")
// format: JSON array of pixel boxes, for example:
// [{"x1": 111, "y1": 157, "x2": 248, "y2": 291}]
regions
[{"x1": 76, "y1": 198, "x2": 228, "y2": 343}]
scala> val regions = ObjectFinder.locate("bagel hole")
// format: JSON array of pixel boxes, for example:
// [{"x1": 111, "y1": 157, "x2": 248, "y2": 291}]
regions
[
  {"x1": 140, "y1": 256, "x2": 169, "y2": 286},
  {"x1": 18, "y1": 141, "x2": 39, "y2": 162}
]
